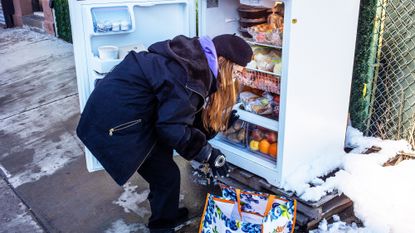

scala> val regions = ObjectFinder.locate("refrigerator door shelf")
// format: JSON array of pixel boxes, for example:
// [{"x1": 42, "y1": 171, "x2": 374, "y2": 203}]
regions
[
  {"x1": 91, "y1": 56, "x2": 122, "y2": 74},
  {"x1": 233, "y1": 103, "x2": 279, "y2": 132}
]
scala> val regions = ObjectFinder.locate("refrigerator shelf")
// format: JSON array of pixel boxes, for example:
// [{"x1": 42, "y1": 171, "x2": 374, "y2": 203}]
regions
[
  {"x1": 233, "y1": 104, "x2": 279, "y2": 132},
  {"x1": 90, "y1": 29, "x2": 134, "y2": 36},
  {"x1": 91, "y1": 56, "x2": 122, "y2": 74},
  {"x1": 245, "y1": 39, "x2": 283, "y2": 50},
  {"x1": 246, "y1": 67, "x2": 281, "y2": 77}
]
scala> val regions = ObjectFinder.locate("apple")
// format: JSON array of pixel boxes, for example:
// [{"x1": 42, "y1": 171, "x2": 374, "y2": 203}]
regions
[
  {"x1": 265, "y1": 132, "x2": 277, "y2": 143},
  {"x1": 251, "y1": 129, "x2": 263, "y2": 141}
]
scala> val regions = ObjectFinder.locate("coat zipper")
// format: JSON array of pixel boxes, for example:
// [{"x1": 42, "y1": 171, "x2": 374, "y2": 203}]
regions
[
  {"x1": 109, "y1": 119, "x2": 142, "y2": 136},
  {"x1": 186, "y1": 85, "x2": 205, "y2": 113}
]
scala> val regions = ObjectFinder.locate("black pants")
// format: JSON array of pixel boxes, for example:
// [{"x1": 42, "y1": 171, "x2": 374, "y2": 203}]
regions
[
  {"x1": 137, "y1": 142, "x2": 181, "y2": 229},
  {"x1": 4, "y1": 14, "x2": 14, "y2": 28}
]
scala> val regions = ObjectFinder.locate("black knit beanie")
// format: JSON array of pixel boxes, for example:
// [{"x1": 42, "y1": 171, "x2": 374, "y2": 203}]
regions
[{"x1": 212, "y1": 34, "x2": 253, "y2": 67}]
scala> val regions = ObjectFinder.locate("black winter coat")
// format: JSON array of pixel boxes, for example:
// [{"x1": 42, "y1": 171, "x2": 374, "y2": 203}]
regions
[
  {"x1": 1, "y1": 0, "x2": 14, "y2": 15},
  {"x1": 77, "y1": 36, "x2": 216, "y2": 186}
]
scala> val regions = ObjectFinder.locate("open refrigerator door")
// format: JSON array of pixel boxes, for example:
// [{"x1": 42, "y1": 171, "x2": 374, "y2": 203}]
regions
[{"x1": 69, "y1": 0, "x2": 196, "y2": 172}]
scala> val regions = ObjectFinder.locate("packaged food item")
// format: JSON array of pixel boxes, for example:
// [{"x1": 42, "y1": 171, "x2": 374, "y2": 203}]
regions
[
  {"x1": 121, "y1": 20, "x2": 130, "y2": 31},
  {"x1": 247, "y1": 23, "x2": 283, "y2": 46},
  {"x1": 112, "y1": 21, "x2": 121, "y2": 32},
  {"x1": 250, "y1": 48, "x2": 281, "y2": 73},
  {"x1": 267, "y1": 2, "x2": 284, "y2": 32},
  {"x1": 240, "y1": 91, "x2": 260, "y2": 105}
]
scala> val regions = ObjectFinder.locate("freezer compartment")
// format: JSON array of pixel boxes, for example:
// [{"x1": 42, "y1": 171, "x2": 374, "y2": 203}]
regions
[
  {"x1": 246, "y1": 124, "x2": 278, "y2": 162},
  {"x1": 219, "y1": 119, "x2": 247, "y2": 148}
]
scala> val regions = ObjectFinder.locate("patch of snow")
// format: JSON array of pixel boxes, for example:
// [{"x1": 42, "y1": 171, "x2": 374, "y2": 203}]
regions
[
  {"x1": 302, "y1": 127, "x2": 415, "y2": 232},
  {"x1": 113, "y1": 182, "x2": 150, "y2": 217},
  {"x1": 0, "y1": 164, "x2": 12, "y2": 178},
  {"x1": 3, "y1": 203, "x2": 44, "y2": 233},
  {"x1": 7, "y1": 132, "x2": 80, "y2": 187},
  {"x1": 104, "y1": 219, "x2": 149, "y2": 233},
  {"x1": 282, "y1": 151, "x2": 345, "y2": 196},
  {"x1": 310, "y1": 216, "x2": 374, "y2": 233}
]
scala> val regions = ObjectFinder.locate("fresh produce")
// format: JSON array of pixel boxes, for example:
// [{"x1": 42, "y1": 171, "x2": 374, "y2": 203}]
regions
[
  {"x1": 251, "y1": 129, "x2": 263, "y2": 141},
  {"x1": 249, "y1": 140, "x2": 259, "y2": 151},
  {"x1": 249, "y1": 126, "x2": 278, "y2": 159},
  {"x1": 259, "y1": 139, "x2": 270, "y2": 154},
  {"x1": 222, "y1": 119, "x2": 246, "y2": 145},
  {"x1": 265, "y1": 132, "x2": 277, "y2": 143},
  {"x1": 269, "y1": 143, "x2": 278, "y2": 157}
]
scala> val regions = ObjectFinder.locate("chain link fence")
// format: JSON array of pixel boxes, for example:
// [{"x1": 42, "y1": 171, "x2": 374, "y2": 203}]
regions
[{"x1": 350, "y1": 0, "x2": 415, "y2": 146}]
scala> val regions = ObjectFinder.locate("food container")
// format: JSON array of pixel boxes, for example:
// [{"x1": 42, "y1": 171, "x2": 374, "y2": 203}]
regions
[
  {"x1": 239, "y1": 17, "x2": 267, "y2": 28},
  {"x1": 247, "y1": 24, "x2": 283, "y2": 46},
  {"x1": 96, "y1": 21, "x2": 106, "y2": 32},
  {"x1": 120, "y1": 20, "x2": 130, "y2": 31},
  {"x1": 112, "y1": 21, "x2": 121, "y2": 32},
  {"x1": 98, "y1": 45, "x2": 119, "y2": 60},
  {"x1": 104, "y1": 21, "x2": 112, "y2": 32},
  {"x1": 239, "y1": 27, "x2": 252, "y2": 38},
  {"x1": 247, "y1": 124, "x2": 278, "y2": 160},
  {"x1": 237, "y1": 5, "x2": 269, "y2": 19},
  {"x1": 220, "y1": 119, "x2": 247, "y2": 147}
]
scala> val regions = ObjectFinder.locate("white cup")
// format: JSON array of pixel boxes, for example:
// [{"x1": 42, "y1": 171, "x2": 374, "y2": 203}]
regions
[{"x1": 98, "y1": 45, "x2": 119, "y2": 60}]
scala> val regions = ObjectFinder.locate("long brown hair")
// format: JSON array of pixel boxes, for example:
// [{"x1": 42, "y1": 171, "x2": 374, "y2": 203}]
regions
[{"x1": 202, "y1": 57, "x2": 239, "y2": 132}]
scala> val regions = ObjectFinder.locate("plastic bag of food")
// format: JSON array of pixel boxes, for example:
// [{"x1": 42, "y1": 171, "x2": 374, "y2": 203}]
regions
[{"x1": 240, "y1": 91, "x2": 260, "y2": 106}]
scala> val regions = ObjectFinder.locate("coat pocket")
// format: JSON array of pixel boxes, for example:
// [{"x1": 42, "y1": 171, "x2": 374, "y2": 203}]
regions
[{"x1": 109, "y1": 119, "x2": 142, "y2": 136}]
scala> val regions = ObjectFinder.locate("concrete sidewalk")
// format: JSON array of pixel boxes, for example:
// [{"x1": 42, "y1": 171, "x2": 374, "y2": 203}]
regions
[{"x1": 0, "y1": 28, "x2": 208, "y2": 233}]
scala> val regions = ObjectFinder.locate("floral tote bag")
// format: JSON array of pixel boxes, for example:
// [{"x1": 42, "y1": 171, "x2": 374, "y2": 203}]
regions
[{"x1": 199, "y1": 185, "x2": 297, "y2": 233}]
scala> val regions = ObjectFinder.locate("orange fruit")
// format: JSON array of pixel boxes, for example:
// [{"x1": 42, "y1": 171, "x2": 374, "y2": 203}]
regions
[
  {"x1": 269, "y1": 143, "x2": 278, "y2": 158},
  {"x1": 259, "y1": 139, "x2": 270, "y2": 154}
]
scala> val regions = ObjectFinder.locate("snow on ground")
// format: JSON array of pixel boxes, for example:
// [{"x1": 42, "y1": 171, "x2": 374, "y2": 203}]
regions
[
  {"x1": 2, "y1": 203, "x2": 44, "y2": 233},
  {"x1": 113, "y1": 182, "x2": 150, "y2": 217},
  {"x1": 310, "y1": 215, "x2": 373, "y2": 233},
  {"x1": 104, "y1": 219, "x2": 149, "y2": 233},
  {"x1": 285, "y1": 127, "x2": 415, "y2": 233}
]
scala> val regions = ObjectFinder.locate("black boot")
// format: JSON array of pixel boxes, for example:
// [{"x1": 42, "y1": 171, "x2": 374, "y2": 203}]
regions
[{"x1": 175, "y1": 207, "x2": 189, "y2": 226}]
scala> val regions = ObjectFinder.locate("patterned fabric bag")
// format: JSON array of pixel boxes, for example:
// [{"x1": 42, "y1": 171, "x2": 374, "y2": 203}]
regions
[{"x1": 199, "y1": 184, "x2": 296, "y2": 233}]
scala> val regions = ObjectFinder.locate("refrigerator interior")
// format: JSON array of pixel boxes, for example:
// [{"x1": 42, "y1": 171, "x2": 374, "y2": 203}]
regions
[{"x1": 199, "y1": 0, "x2": 285, "y2": 185}]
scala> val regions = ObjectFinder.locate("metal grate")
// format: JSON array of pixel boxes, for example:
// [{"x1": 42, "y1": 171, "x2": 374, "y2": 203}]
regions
[{"x1": 359, "y1": 0, "x2": 415, "y2": 145}]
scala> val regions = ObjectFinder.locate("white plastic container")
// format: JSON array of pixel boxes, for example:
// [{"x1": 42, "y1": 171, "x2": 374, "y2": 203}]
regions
[
  {"x1": 112, "y1": 21, "x2": 121, "y2": 31},
  {"x1": 98, "y1": 45, "x2": 119, "y2": 60},
  {"x1": 120, "y1": 20, "x2": 130, "y2": 31}
]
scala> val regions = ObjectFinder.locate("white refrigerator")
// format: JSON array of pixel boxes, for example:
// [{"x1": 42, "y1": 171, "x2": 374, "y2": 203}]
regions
[{"x1": 69, "y1": 0, "x2": 361, "y2": 188}]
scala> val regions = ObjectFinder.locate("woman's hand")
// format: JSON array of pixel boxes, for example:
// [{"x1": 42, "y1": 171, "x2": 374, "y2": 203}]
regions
[
  {"x1": 207, "y1": 148, "x2": 230, "y2": 179},
  {"x1": 227, "y1": 110, "x2": 239, "y2": 130}
]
